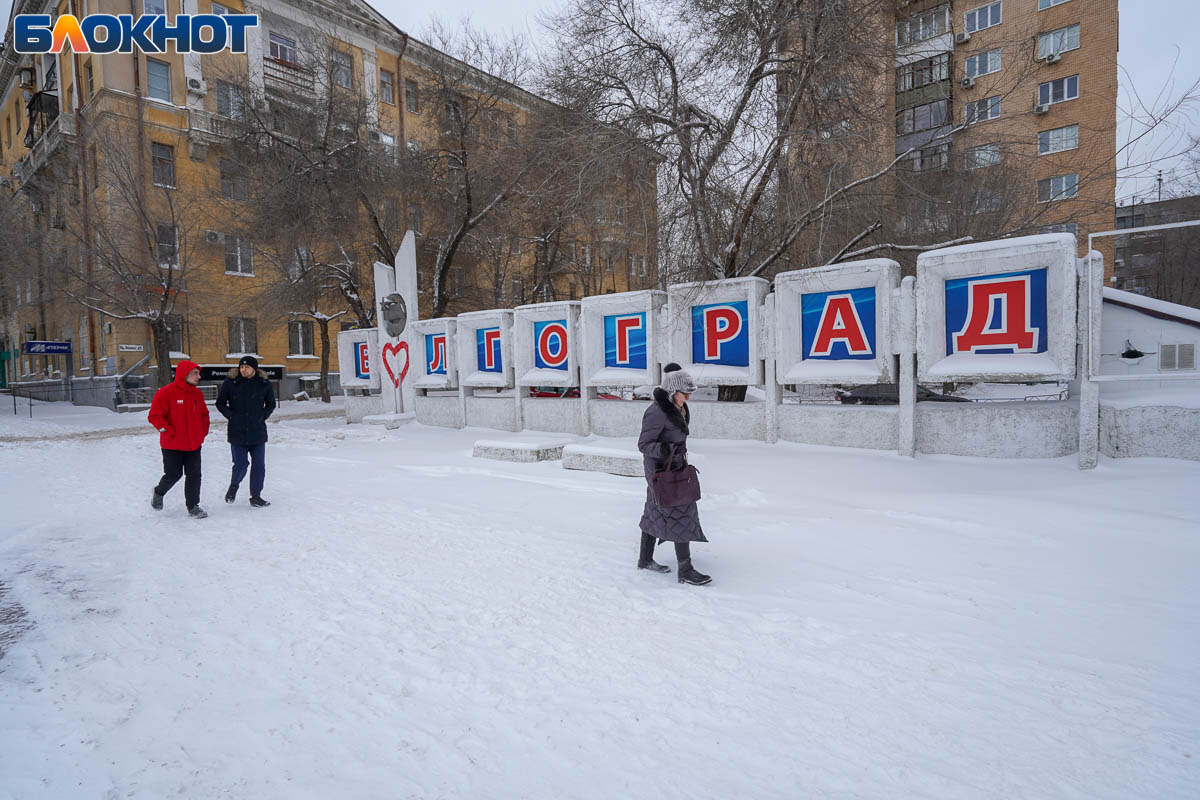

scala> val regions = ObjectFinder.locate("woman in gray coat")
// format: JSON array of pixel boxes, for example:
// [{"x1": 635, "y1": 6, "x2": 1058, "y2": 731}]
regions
[{"x1": 637, "y1": 363, "x2": 712, "y2": 585}]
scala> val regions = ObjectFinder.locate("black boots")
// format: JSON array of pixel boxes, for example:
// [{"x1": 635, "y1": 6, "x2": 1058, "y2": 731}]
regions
[
  {"x1": 249, "y1": 495, "x2": 270, "y2": 508},
  {"x1": 225, "y1": 484, "x2": 238, "y2": 504},
  {"x1": 187, "y1": 506, "x2": 209, "y2": 519},
  {"x1": 677, "y1": 558, "x2": 712, "y2": 586},
  {"x1": 151, "y1": 488, "x2": 164, "y2": 511},
  {"x1": 637, "y1": 533, "x2": 670, "y2": 573}
]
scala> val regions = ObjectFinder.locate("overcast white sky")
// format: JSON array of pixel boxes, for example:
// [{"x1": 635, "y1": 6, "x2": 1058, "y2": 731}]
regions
[{"x1": 3, "y1": 0, "x2": 1197, "y2": 201}]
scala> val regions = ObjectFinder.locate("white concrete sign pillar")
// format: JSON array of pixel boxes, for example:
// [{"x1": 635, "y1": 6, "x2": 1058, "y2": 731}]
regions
[
  {"x1": 762, "y1": 294, "x2": 781, "y2": 445},
  {"x1": 372, "y1": 231, "x2": 419, "y2": 419},
  {"x1": 1078, "y1": 251, "x2": 1103, "y2": 470},
  {"x1": 897, "y1": 276, "x2": 917, "y2": 458}
]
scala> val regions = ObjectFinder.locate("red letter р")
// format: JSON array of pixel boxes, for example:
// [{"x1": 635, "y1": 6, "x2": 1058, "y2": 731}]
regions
[
  {"x1": 704, "y1": 306, "x2": 742, "y2": 360},
  {"x1": 810, "y1": 295, "x2": 870, "y2": 357},
  {"x1": 953, "y1": 276, "x2": 1038, "y2": 353}
]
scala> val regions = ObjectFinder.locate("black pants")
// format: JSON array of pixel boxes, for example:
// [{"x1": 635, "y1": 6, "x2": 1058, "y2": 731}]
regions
[{"x1": 156, "y1": 448, "x2": 202, "y2": 509}]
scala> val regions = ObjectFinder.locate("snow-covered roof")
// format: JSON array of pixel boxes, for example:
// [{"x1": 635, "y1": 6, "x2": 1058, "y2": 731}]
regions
[{"x1": 1103, "y1": 288, "x2": 1200, "y2": 329}]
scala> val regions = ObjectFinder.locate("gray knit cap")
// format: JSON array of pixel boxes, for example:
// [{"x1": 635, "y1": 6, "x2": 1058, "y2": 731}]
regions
[{"x1": 660, "y1": 363, "x2": 697, "y2": 395}]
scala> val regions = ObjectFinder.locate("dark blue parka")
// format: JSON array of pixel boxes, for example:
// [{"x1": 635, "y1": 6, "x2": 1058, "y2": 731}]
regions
[{"x1": 215, "y1": 368, "x2": 276, "y2": 445}]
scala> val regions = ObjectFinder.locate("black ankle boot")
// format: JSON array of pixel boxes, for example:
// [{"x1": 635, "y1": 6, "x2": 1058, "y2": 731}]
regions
[
  {"x1": 677, "y1": 558, "x2": 711, "y2": 586},
  {"x1": 638, "y1": 533, "x2": 670, "y2": 573},
  {"x1": 225, "y1": 484, "x2": 238, "y2": 504}
]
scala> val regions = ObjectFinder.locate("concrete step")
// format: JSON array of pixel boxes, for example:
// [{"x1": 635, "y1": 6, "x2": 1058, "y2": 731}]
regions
[
  {"x1": 472, "y1": 438, "x2": 574, "y2": 463},
  {"x1": 561, "y1": 444, "x2": 643, "y2": 477}
]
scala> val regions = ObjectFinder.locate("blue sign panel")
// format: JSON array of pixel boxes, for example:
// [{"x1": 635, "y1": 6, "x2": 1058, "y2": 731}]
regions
[
  {"x1": 691, "y1": 300, "x2": 749, "y2": 367},
  {"x1": 533, "y1": 320, "x2": 569, "y2": 370},
  {"x1": 603, "y1": 312, "x2": 647, "y2": 370},
  {"x1": 22, "y1": 340, "x2": 72, "y2": 355},
  {"x1": 945, "y1": 268, "x2": 1048, "y2": 356},
  {"x1": 425, "y1": 333, "x2": 448, "y2": 375},
  {"x1": 475, "y1": 327, "x2": 503, "y2": 373},
  {"x1": 353, "y1": 341, "x2": 370, "y2": 379},
  {"x1": 801, "y1": 288, "x2": 876, "y2": 361}
]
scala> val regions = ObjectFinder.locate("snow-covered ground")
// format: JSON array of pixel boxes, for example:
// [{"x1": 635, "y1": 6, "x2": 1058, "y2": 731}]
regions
[
  {"x1": 0, "y1": 396, "x2": 345, "y2": 440},
  {"x1": 1, "y1": 417, "x2": 1198, "y2": 798}
]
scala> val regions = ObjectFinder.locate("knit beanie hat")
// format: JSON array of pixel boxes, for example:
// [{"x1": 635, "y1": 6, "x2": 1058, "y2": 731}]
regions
[
  {"x1": 660, "y1": 363, "x2": 697, "y2": 395},
  {"x1": 239, "y1": 355, "x2": 260, "y2": 370}
]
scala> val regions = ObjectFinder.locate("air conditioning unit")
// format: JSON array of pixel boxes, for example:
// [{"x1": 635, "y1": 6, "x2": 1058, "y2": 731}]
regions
[
  {"x1": 187, "y1": 78, "x2": 207, "y2": 95},
  {"x1": 961, "y1": 76, "x2": 976, "y2": 89},
  {"x1": 368, "y1": 131, "x2": 381, "y2": 142},
  {"x1": 205, "y1": 230, "x2": 224, "y2": 244},
  {"x1": 955, "y1": 31, "x2": 971, "y2": 44},
  {"x1": 1034, "y1": 103, "x2": 1050, "y2": 115},
  {"x1": 1044, "y1": 52, "x2": 1062, "y2": 64}
]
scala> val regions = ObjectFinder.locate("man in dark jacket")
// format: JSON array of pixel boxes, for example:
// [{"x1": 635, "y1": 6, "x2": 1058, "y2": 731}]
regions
[
  {"x1": 215, "y1": 355, "x2": 276, "y2": 508},
  {"x1": 148, "y1": 359, "x2": 211, "y2": 519},
  {"x1": 637, "y1": 363, "x2": 711, "y2": 585}
]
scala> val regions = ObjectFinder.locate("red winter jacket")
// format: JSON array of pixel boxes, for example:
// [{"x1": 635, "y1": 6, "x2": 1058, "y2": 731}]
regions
[{"x1": 147, "y1": 359, "x2": 211, "y2": 451}]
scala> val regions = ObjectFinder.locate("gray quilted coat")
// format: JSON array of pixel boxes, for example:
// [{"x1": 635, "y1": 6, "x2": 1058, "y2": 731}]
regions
[{"x1": 638, "y1": 388, "x2": 708, "y2": 543}]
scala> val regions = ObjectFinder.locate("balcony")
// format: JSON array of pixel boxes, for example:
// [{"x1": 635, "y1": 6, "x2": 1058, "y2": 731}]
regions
[
  {"x1": 263, "y1": 57, "x2": 315, "y2": 100},
  {"x1": 188, "y1": 109, "x2": 245, "y2": 140},
  {"x1": 13, "y1": 109, "x2": 77, "y2": 190}
]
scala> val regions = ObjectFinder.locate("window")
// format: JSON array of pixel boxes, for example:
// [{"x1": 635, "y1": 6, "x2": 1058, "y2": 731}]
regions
[
  {"x1": 151, "y1": 143, "x2": 175, "y2": 188},
  {"x1": 288, "y1": 321, "x2": 314, "y2": 356},
  {"x1": 143, "y1": 0, "x2": 166, "y2": 13},
  {"x1": 146, "y1": 58, "x2": 171, "y2": 102},
  {"x1": 1037, "y1": 124, "x2": 1079, "y2": 155},
  {"x1": 604, "y1": 254, "x2": 614, "y2": 273},
  {"x1": 269, "y1": 33, "x2": 297, "y2": 64},
  {"x1": 965, "y1": 49, "x2": 1002, "y2": 79},
  {"x1": 965, "y1": 95, "x2": 1001, "y2": 124},
  {"x1": 376, "y1": 132, "x2": 396, "y2": 156},
  {"x1": 166, "y1": 315, "x2": 186, "y2": 354},
  {"x1": 1115, "y1": 214, "x2": 1145, "y2": 230},
  {"x1": 1042, "y1": 222, "x2": 1078, "y2": 237},
  {"x1": 639, "y1": 256, "x2": 647, "y2": 277},
  {"x1": 156, "y1": 224, "x2": 178, "y2": 267},
  {"x1": 224, "y1": 235, "x2": 253, "y2": 274},
  {"x1": 212, "y1": 2, "x2": 230, "y2": 13},
  {"x1": 1038, "y1": 75, "x2": 1079, "y2": 106},
  {"x1": 965, "y1": 143, "x2": 1002, "y2": 169},
  {"x1": 896, "y1": 54, "x2": 949, "y2": 93},
  {"x1": 971, "y1": 192, "x2": 1002, "y2": 214},
  {"x1": 905, "y1": 143, "x2": 950, "y2": 172},
  {"x1": 407, "y1": 205, "x2": 421, "y2": 235},
  {"x1": 1038, "y1": 24, "x2": 1081, "y2": 59},
  {"x1": 1037, "y1": 173, "x2": 1078, "y2": 203},
  {"x1": 220, "y1": 159, "x2": 249, "y2": 201},
  {"x1": 228, "y1": 318, "x2": 258, "y2": 355},
  {"x1": 895, "y1": 99, "x2": 948, "y2": 135},
  {"x1": 444, "y1": 94, "x2": 463, "y2": 124},
  {"x1": 331, "y1": 50, "x2": 352, "y2": 89},
  {"x1": 1038, "y1": 0, "x2": 1070, "y2": 9},
  {"x1": 215, "y1": 81, "x2": 245, "y2": 119},
  {"x1": 964, "y1": 1, "x2": 1001, "y2": 33},
  {"x1": 379, "y1": 69, "x2": 395, "y2": 104},
  {"x1": 407, "y1": 138, "x2": 420, "y2": 155},
  {"x1": 85, "y1": 62, "x2": 94, "y2": 98},
  {"x1": 896, "y1": 5, "x2": 950, "y2": 46},
  {"x1": 405, "y1": 79, "x2": 419, "y2": 113},
  {"x1": 90, "y1": 144, "x2": 98, "y2": 187}
]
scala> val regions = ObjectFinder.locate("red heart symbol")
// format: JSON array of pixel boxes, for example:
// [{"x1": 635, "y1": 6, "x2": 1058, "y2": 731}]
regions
[{"x1": 381, "y1": 341, "x2": 409, "y2": 388}]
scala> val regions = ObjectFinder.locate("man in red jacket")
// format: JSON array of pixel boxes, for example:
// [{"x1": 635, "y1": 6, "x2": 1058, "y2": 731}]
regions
[{"x1": 148, "y1": 359, "x2": 211, "y2": 518}]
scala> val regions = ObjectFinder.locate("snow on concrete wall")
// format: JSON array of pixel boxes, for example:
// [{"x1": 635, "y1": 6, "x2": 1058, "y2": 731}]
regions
[
  {"x1": 466, "y1": 395, "x2": 519, "y2": 431},
  {"x1": 775, "y1": 259, "x2": 901, "y2": 385},
  {"x1": 456, "y1": 310, "x2": 515, "y2": 389},
  {"x1": 336, "y1": 329, "x2": 379, "y2": 391},
  {"x1": 917, "y1": 234, "x2": 1077, "y2": 383},
  {"x1": 414, "y1": 394, "x2": 463, "y2": 429},
  {"x1": 412, "y1": 319, "x2": 459, "y2": 391},
  {"x1": 778, "y1": 404, "x2": 898, "y2": 451},
  {"x1": 514, "y1": 302, "x2": 581, "y2": 389},
  {"x1": 917, "y1": 400, "x2": 1079, "y2": 458},
  {"x1": 523, "y1": 397, "x2": 587, "y2": 436},
  {"x1": 579, "y1": 290, "x2": 668, "y2": 388},
  {"x1": 667, "y1": 277, "x2": 769, "y2": 386},
  {"x1": 1100, "y1": 405, "x2": 1200, "y2": 460}
]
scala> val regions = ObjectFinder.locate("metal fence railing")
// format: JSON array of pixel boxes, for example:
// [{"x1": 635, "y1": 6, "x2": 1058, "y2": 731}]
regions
[{"x1": 7, "y1": 382, "x2": 74, "y2": 417}]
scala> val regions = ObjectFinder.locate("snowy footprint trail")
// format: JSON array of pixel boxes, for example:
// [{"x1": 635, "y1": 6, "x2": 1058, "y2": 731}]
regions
[{"x1": 1, "y1": 419, "x2": 1198, "y2": 799}]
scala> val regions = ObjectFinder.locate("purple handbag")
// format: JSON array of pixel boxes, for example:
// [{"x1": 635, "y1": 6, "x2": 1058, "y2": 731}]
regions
[{"x1": 653, "y1": 443, "x2": 701, "y2": 508}]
